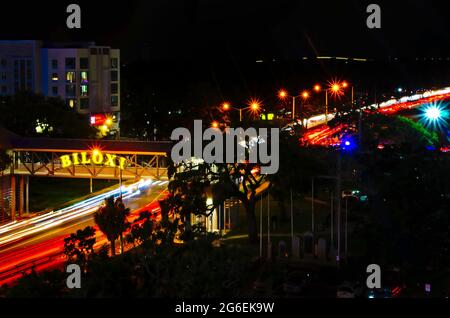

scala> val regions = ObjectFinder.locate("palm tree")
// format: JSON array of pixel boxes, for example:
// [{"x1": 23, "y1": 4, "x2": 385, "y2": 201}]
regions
[{"x1": 94, "y1": 196, "x2": 130, "y2": 256}]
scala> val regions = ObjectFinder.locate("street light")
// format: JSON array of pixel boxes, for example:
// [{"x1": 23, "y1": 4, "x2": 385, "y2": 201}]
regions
[
  {"x1": 211, "y1": 121, "x2": 219, "y2": 128},
  {"x1": 313, "y1": 80, "x2": 351, "y2": 124},
  {"x1": 222, "y1": 100, "x2": 261, "y2": 122},
  {"x1": 278, "y1": 89, "x2": 307, "y2": 120}
]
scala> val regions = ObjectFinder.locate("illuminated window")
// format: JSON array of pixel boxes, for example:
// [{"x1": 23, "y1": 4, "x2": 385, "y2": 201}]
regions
[
  {"x1": 80, "y1": 71, "x2": 88, "y2": 84},
  {"x1": 51, "y1": 73, "x2": 59, "y2": 81},
  {"x1": 66, "y1": 98, "x2": 76, "y2": 108},
  {"x1": 66, "y1": 71, "x2": 76, "y2": 83},
  {"x1": 80, "y1": 84, "x2": 88, "y2": 96}
]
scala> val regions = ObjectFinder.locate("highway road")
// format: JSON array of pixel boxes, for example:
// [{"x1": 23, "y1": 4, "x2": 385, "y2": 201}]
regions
[
  {"x1": 0, "y1": 179, "x2": 168, "y2": 286},
  {"x1": 296, "y1": 87, "x2": 450, "y2": 146}
]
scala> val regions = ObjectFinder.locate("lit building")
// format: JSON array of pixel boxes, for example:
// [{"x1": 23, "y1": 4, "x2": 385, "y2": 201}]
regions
[{"x1": 0, "y1": 40, "x2": 120, "y2": 131}]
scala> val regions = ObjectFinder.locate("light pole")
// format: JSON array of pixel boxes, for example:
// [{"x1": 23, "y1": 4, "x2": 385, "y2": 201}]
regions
[
  {"x1": 313, "y1": 81, "x2": 348, "y2": 124},
  {"x1": 278, "y1": 90, "x2": 310, "y2": 121},
  {"x1": 222, "y1": 101, "x2": 261, "y2": 122},
  {"x1": 345, "y1": 196, "x2": 348, "y2": 258}
]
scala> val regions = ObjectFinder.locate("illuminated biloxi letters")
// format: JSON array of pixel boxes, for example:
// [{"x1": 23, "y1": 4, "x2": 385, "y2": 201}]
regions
[
  {"x1": 170, "y1": 120, "x2": 279, "y2": 174},
  {"x1": 60, "y1": 150, "x2": 126, "y2": 170}
]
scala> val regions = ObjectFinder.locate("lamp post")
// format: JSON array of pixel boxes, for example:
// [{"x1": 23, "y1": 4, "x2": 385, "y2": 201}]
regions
[
  {"x1": 222, "y1": 101, "x2": 261, "y2": 122},
  {"x1": 278, "y1": 90, "x2": 310, "y2": 121},
  {"x1": 313, "y1": 81, "x2": 348, "y2": 124}
]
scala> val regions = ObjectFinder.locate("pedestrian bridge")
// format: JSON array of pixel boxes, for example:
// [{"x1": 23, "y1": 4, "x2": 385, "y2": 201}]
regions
[
  {"x1": 0, "y1": 128, "x2": 172, "y2": 221},
  {"x1": 0, "y1": 130, "x2": 172, "y2": 180}
]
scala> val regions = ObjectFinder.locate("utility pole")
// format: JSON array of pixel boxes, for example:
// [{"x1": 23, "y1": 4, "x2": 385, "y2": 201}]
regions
[
  {"x1": 336, "y1": 151, "x2": 342, "y2": 264},
  {"x1": 345, "y1": 197, "x2": 349, "y2": 258},
  {"x1": 267, "y1": 190, "x2": 271, "y2": 260},
  {"x1": 311, "y1": 177, "x2": 315, "y2": 233},
  {"x1": 290, "y1": 188, "x2": 294, "y2": 245},
  {"x1": 330, "y1": 191, "x2": 334, "y2": 249},
  {"x1": 259, "y1": 195, "x2": 263, "y2": 258},
  {"x1": 292, "y1": 96, "x2": 296, "y2": 119}
]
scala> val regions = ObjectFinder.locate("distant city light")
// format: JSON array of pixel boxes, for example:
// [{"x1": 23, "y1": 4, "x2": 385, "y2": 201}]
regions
[{"x1": 397, "y1": 87, "x2": 403, "y2": 93}]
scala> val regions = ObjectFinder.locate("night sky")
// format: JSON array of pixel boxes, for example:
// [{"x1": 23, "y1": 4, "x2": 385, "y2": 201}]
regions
[{"x1": 1, "y1": 0, "x2": 450, "y2": 62}]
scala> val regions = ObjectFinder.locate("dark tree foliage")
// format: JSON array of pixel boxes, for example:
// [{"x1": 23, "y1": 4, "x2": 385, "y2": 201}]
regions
[
  {"x1": 0, "y1": 91, "x2": 96, "y2": 138},
  {"x1": 94, "y1": 196, "x2": 130, "y2": 256},
  {"x1": 347, "y1": 113, "x2": 450, "y2": 276},
  {"x1": 0, "y1": 150, "x2": 12, "y2": 171},
  {"x1": 63, "y1": 226, "x2": 97, "y2": 271}
]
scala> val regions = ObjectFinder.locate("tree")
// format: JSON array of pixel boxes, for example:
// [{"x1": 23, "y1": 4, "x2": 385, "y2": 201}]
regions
[
  {"x1": 0, "y1": 91, "x2": 96, "y2": 138},
  {"x1": 0, "y1": 150, "x2": 12, "y2": 172},
  {"x1": 94, "y1": 196, "x2": 130, "y2": 256},
  {"x1": 166, "y1": 158, "x2": 265, "y2": 244},
  {"x1": 63, "y1": 226, "x2": 97, "y2": 271}
]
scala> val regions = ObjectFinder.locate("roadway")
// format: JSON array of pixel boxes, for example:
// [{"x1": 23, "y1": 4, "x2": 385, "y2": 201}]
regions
[
  {"x1": 0, "y1": 179, "x2": 168, "y2": 286},
  {"x1": 296, "y1": 87, "x2": 450, "y2": 146}
]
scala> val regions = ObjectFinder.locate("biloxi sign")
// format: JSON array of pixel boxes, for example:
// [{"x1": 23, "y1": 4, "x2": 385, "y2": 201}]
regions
[
  {"x1": 170, "y1": 120, "x2": 279, "y2": 174},
  {"x1": 60, "y1": 150, "x2": 127, "y2": 170}
]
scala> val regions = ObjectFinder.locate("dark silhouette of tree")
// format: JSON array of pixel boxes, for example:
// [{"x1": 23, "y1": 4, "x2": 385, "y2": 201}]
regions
[
  {"x1": 63, "y1": 226, "x2": 97, "y2": 271},
  {"x1": 0, "y1": 150, "x2": 12, "y2": 172},
  {"x1": 0, "y1": 91, "x2": 96, "y2": 138},
  {"x1": 94, "y1": 196, "x2": 130, "y2": 256}
]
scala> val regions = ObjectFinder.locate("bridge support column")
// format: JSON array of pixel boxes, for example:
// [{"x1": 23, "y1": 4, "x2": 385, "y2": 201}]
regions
[
  {"x1": 25, "y1": 176, "x2": 29, "y2": 214},
  {"x1": 0, "y1": 176, "x2": 3, "y2": 221},
  {"x1": 19, "y1": 176, "x2": 24, "y2": 217},
  {"x1": 10, "y1": 175, "x2": 16, "y2": 221}
]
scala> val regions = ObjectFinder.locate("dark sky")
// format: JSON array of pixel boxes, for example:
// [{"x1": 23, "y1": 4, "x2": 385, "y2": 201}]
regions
[{"x1": 1, "y1": 0, "x2": 450, "y2": 62}]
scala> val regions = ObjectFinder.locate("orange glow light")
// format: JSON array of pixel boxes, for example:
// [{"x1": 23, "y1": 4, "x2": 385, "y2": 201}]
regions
[
  {"x1": 302, "y1": 91, "x2": 310, "y2": 99},
  {"x1": 211, "y1": 121, "x2": 219, "y2": 128},
  {"x1": 249, "y1": 99, "x2": 261, "y2": 111},
  {"x1": 342, "y1": 81, "x2": 349, "y2": 88},
  {"x1": 278, "y1": 90, "x2": 288, "y2": 98},
  {"x1": 222, "y1": 102, "x2": 230, "y2": 110},
  {"x1": 328, "y1": 80, "x2": 344, "y2": 98},
  {"x1": 314, "y1": 84, "x2": 321, "y2": 92}
]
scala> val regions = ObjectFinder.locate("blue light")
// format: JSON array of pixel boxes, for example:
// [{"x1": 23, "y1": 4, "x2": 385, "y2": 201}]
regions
[
  {"x1": 425, "y1": 106, "x2": 442, "y2": 120},
  {"x1": 340, "y1": 135, "x2": 357, "y2": 152},
  {"x1": 420, "y1": 102, "x2": 449, "y2": 131}
]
